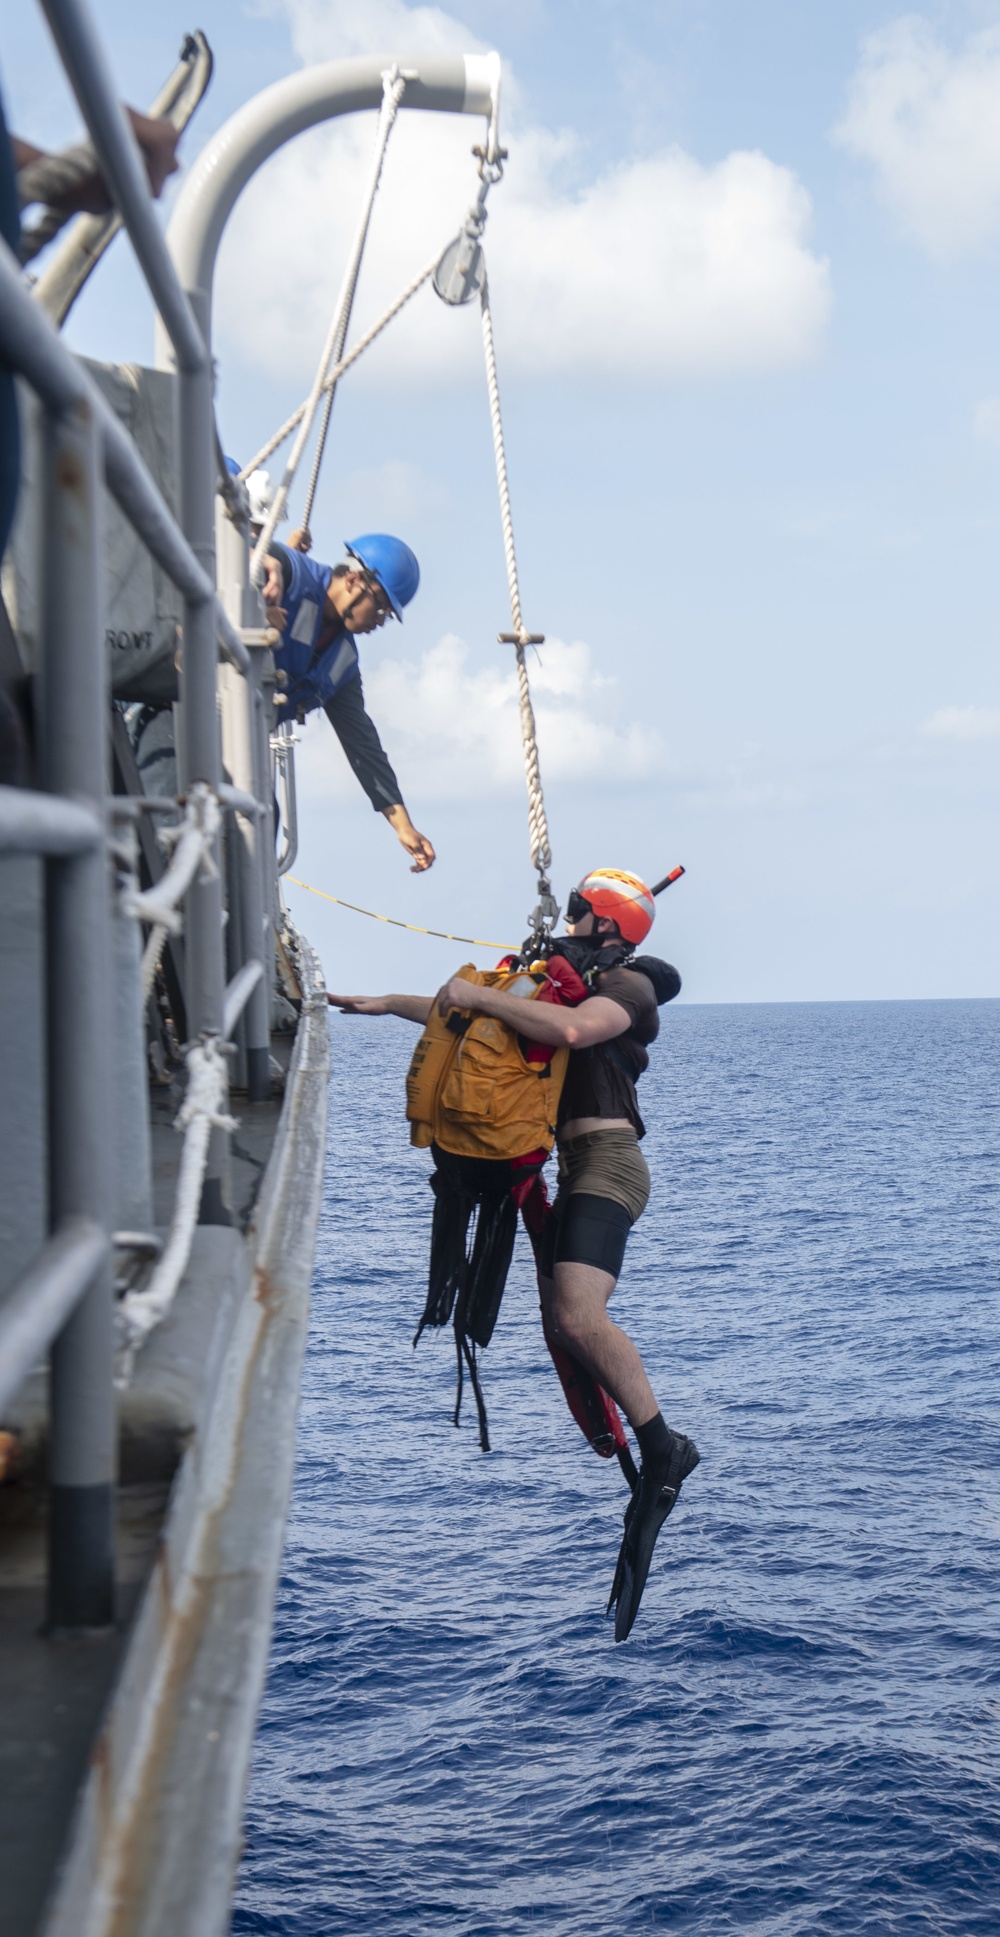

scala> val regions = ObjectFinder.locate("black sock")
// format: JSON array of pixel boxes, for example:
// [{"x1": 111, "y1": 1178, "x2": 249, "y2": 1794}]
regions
[{"x1": 636, "y1": 1411, "x2": 672, "y2": 1476}]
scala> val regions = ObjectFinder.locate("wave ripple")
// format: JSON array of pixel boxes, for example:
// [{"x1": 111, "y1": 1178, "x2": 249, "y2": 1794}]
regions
[{"x1": 235, "y1": 1000, "x2": 1000, "y2": 1935}]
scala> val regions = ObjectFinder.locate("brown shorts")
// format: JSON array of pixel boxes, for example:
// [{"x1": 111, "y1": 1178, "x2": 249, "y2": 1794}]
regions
[{"x1": 555, "y1": 1127, "x2": 651, "y2": 1224}]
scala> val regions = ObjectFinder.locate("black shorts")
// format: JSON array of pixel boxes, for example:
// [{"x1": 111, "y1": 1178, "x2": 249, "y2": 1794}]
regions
[{"x1": 538, "y1": 1191, "x2": 634, "y2": 1281}]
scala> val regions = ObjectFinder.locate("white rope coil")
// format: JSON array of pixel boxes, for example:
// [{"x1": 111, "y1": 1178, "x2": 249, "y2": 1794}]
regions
[
  {"x1": 480, "y1": 276, "x2": 553, "y2": 886},
  {"x1": 120, "y1": 782, "x2": 221, "y2": 1003},
  {"x1": 250, "y1": 66, "x2": 406, "y2": 581},
  {"x1": 116, "y1": 1036, "x2": 237, "y2": 1381}
]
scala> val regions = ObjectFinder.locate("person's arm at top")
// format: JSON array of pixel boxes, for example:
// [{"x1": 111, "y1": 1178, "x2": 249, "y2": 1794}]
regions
[
  {"x1": 328, "y1": 992, "x2": 433, "y2": 1024},
  {"x1": 434, "y1": 977, "x2": 630, "y2": 1049},
  {"x1": 261, "y1": 546, "x2": 289, "y2": 632},
  {"x1": 13, "y1": 111, "x2": 179, "y2": 211},
  {"x1": 324, "y1": 678, "x2": 435, "y2": 874}
]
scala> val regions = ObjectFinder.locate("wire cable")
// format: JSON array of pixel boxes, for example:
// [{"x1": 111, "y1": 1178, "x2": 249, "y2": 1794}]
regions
[{"x1": 285, "y1": 875, "x2": 516, "y2": 951}]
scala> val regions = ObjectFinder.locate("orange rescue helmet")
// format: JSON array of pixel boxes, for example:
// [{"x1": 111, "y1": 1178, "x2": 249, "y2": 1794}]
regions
[{"x1": 573, "y1": 868, "x2": 656, "y2": 946}]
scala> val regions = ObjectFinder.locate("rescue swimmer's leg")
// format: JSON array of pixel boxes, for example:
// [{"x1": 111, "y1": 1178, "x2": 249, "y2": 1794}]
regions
[
  {"x1": 540, "y1": 1259, "x2": 658, "y2": 1427},
  {"x1": 539, "y1": 1192, "x2": 699, "y2": 1642}
]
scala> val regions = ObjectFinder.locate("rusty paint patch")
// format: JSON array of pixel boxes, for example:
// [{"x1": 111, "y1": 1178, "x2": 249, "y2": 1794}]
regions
[
  {"x1": 55, "y1": 451, "x2": 87, "y2": 499},
  {"x1": 253, "y1": 1265, "x2": 279, "y2": 1314},
  {"x1": 0, "y1": 1430, "x2": 21, "y2": 1484}
]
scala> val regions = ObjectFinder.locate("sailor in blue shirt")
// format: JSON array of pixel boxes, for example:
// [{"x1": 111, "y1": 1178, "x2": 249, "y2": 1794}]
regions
[{"x1": 262, "y1": 529, "x2": 435, "y2": 872}]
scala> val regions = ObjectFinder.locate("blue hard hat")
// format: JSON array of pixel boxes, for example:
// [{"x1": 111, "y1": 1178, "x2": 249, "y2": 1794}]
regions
[
  {"x1": 224, "y1": 454, "x2": 241, "y2": 476},
  {"x1": 345, "y1": 533, "x2": 420, "y2": 621}
]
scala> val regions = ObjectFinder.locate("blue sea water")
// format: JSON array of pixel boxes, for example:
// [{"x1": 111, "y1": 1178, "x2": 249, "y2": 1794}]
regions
[{"x1": 233, "y1": 999, "x2": 1000, "y2": 1936}]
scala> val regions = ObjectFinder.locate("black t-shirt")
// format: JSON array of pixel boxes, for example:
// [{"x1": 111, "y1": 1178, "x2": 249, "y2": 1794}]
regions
[{"x1": 557, "y1": 967, "x2": 660, "y2": 1139}]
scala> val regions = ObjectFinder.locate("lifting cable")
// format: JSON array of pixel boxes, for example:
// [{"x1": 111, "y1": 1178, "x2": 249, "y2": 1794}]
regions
[
  {"x1": 285, "y1": 875, "x2": 516, "y2": 951},
  {"x1": 238, "y1": 254, "x2": 439, "y2": 482},
  {"x1": 243, "y1": 97, "x2": 560, "y2": 943},
  {"x1": 432, "y1": 147, "x2": 558, "y2": 940},
  {"x1": 250, "y1": 63, "x2": 406, "y2": 584},
  {"x1": 480, "y1": 269, "x2": 556, "y2": 939}
]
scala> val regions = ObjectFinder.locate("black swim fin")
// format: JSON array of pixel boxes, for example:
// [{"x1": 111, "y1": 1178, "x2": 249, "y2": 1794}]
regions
[{"x1": 607, "y1": 1429, "x2": 700, "y2": 1643}]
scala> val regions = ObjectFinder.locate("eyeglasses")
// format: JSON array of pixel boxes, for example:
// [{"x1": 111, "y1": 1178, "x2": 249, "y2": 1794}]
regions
[
  {"x1": 565, "y1": 889, "x2": 592, "y2": 923},
  {"x1": 360, "y1": 574, "x2": 393, "y2": 622}
]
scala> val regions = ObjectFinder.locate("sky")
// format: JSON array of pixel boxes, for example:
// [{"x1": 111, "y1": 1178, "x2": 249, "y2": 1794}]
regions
[{"x1": 5, "y1": 0, "x2": 1000, "y2": 1001}]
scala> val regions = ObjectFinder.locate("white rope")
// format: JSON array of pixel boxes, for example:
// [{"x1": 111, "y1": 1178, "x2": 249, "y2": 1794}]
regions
[
  {"x1": 250, "y1": 66, "x2": 406, "y2": 582},
  {"x1": 480, "y1": 274, "x2": 554, "y2": 896},
  {"x1": 238, "y1": 256, "x2": 437, "y2": 483},
  {"x1": 120, "y1": 783, "x2": 221, "y2": 1003},
  {"x1": 116, "y1": 1036, "x2": 237, "y2": 1382}
]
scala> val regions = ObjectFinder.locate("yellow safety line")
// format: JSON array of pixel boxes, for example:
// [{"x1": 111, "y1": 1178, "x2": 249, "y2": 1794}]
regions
[{"x1": 285, "y1": 876, "x2": 517, "y2": 951}]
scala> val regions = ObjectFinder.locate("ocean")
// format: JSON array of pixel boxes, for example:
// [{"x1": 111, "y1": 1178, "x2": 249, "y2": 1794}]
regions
[{"x1": 233, "y1": 999, "x2": 1000, "y2": 1935}]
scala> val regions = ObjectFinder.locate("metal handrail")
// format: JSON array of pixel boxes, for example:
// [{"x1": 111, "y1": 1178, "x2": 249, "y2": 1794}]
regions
[
  {"x1": 273, "y1": 723, "x2": 299, "y2": 876},
  {"x1": 0, "y1": 0, "x2": 270, "y2": 1629},
  {"x1": 0, "y1": 238, "x2": 249, "y2": 673},
  {"x1": 217, "y1": 781, "x2": 263, "y2": 818},
  {"x1": 0, "y1": 785, "x2": 102, "y2": 855},
  {"x1": 223, "y1": 959, "x2": 265, "y2": 1038},
  {"x1": 0, "y1": 1219, "x2": 108, "y2": 1418}
]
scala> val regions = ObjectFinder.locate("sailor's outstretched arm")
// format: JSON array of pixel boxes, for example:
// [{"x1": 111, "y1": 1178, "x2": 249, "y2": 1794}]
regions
[
  {"x1": 435, "y1": 978, "x2": 630, "y2": 1049},
  {"x1": 327, "y1": 992, "x2": 433, "y2": 1023}
]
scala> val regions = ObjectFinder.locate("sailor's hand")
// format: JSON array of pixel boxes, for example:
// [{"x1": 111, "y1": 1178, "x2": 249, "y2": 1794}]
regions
[
  {"x1": 403, "y1": 829, "x2": 435, "y2": 872},
  {"x1": 260, "y1": 554, "x2": 288, "y2": 629},
  {"x1": 288, "y1": 526, "x2": 312, "y2": 553},
  {"x1": 327, "y1": 993, "x2": 392, "y2": 1015},
  {"x1": 383, "y1": 805, "x2": 436, "y2": 872}
]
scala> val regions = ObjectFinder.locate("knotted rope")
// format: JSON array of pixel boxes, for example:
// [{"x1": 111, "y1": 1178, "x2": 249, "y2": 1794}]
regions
[
  {"x1": 480, "y1": 272, "x2": 558, "y2": 936},
  {"x1": 116, "y1": 1035, "x2": 237, "y2": 1381},
  {"x1": 120, "y1": 781, "x2": 221, "y2": 1002}
]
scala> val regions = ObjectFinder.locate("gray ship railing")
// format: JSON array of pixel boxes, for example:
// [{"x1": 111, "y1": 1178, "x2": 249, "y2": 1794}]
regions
[{"x1": 0, "y1": 0, "x2": 281, "y2": 1632}]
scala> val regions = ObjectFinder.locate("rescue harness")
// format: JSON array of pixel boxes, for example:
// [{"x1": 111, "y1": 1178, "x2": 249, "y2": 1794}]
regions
[{"x1": 406, "y1": 944, "x2": 679, "y2": 1476}]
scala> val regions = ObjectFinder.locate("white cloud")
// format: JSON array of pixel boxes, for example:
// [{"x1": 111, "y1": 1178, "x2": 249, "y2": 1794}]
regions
[
  {"x1": 835, "y1": 17, "x2": 1000, "y2": 258},
  {"x1": 974, "y1": 397, "x2": 1000, "y2": 447},
  {"x1": 337, "y1": 457, "x2": 449, "y2": 522},
  {"x1": 267, "y1": 0, "x2": 482, "y2": 65},
  {"x1": 294, "y1": 632, "x2": 660, "y2": 804},
  {"x1": 217, "y1": 0, "x2": 829, "y2": 388},
  {"x1": 921, "y1": 705, "x2": 1000, "y2": 742}
]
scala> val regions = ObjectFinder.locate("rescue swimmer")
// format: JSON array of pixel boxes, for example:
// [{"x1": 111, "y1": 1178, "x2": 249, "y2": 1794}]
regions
[
  {"x1": 259, "y1": 497, "x2": 435, "y2": 872},
  {"x1": 329, "y1": 868, "x2": 700, "y2": 1642}
]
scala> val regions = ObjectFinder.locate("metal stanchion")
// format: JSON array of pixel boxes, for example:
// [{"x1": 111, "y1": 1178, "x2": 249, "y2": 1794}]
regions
[
  {"x1": 39, "y1": 396, "x2": 116, "y2": 1631},
  {"x1": 216, "y1": 505, "x2": 271, "y2": 1101},
  {"x1": 177, "y1": 292, "x2": 231, "y2": 1221}
]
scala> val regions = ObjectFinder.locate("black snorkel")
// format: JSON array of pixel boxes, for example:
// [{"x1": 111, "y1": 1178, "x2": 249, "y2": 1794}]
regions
[{"x1": 630, "y1": 865, "x2": 685, "y2": 1002}]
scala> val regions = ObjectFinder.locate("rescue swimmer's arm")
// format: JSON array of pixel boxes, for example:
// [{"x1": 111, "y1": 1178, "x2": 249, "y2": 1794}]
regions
[
  {"x1": 327, "y1": 992, "x2": 433, "y2": 1023},
  {"x1": 436, "y1": 978, "x2": 631, "y2": 1049}
]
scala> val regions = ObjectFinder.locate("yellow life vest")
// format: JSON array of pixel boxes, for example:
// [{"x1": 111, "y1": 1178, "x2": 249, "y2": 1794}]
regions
[{"x1": 406, "y1": 963, "x2": 570, "y2": 1161}]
